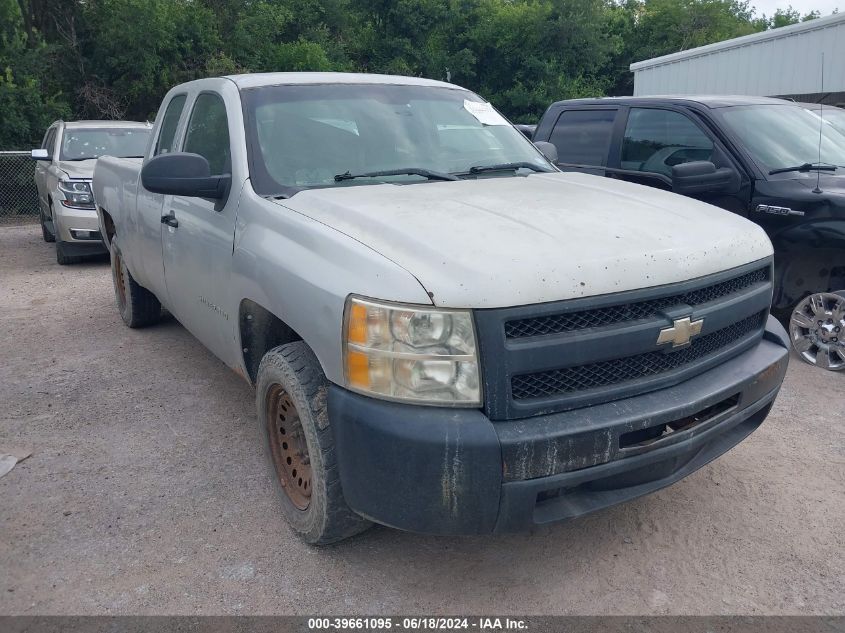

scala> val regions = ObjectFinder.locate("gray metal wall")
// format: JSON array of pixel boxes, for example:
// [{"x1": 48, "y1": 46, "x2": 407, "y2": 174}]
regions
[{"x1": 631, "y1": 13, "x2": 845, "y2": 98}]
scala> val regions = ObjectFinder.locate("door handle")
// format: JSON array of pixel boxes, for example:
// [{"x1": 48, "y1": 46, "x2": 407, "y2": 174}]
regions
[{"x1": 161, "y1": 211, "x2": 179, "y2": 228}]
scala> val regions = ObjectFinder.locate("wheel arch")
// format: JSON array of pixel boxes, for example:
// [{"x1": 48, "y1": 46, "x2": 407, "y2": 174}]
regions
[
  {"x1": 238, "y1": 299, "x2": 304, "y2": 384},
  {"x1": 98, "y1": 206, "x2": 117, "y2": 248},
  {"x1": 771, "y1": 222, "x2": 845, "y2": 310}
]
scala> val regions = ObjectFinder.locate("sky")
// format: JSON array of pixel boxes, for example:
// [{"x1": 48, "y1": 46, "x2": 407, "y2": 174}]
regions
[{"x1": 749, "y1": 0, "x2": 840, "y2": 18}]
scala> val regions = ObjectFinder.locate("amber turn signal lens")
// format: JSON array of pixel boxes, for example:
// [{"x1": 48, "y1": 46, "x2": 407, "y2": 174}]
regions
[
  {"x1": 347, "y1": 302, "x2": 368, "y2": 345},
  {"x1": 346, "y1": 349, "x2": 370, "y2": 389}
]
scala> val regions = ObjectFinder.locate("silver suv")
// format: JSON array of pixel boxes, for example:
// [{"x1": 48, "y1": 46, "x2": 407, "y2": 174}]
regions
[{"x1": 32, "y1": 120, "x2": 151, "y2": 264}]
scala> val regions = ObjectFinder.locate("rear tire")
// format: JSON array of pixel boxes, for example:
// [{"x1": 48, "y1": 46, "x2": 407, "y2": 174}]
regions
[
  {"x1": 256, "y1": 341, "x2": 371, "y2": 545},
  {"x1": 110, "y1": 236, "x2": 161, "y2": 328}
]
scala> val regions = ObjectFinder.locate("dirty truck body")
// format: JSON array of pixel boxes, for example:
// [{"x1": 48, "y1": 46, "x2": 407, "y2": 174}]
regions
[{"x1": 93, "y1": 73, "x2": 790, "y2": 543}]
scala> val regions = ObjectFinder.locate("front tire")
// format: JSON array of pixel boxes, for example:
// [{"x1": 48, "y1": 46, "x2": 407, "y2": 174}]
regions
[
  {"x1": 789, "y1": 291, "x2": 845, "y2": 371},
  {"x1": 55, "y1": 241, "x2": 82, "y2": 265},
  {"x1": 256, "y1": 342, "x2": 371, "y2": 544},
  {"x1": 40, "y1": 210, "x2": 55, "y2": 243},
  {"x1": 110, "y1": 236, "x2": 161, "y2": 328}
]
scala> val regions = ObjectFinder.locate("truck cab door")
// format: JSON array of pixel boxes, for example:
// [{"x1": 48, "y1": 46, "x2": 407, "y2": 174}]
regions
[
  {"x1": 160, "y1": 90, "x2": 239, "y2": 364},
  {"x1": 131, "y1": 93, "x2": 189, "y2": 300}
]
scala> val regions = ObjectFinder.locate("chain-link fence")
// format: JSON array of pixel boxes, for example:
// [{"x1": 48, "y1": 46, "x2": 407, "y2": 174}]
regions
[{"x1": 0, "y1": 151, "x2": 39, "y2": 223}]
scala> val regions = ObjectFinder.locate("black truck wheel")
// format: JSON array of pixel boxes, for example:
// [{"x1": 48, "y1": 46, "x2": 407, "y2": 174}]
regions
[
  {"x1": 256, "y1": 341, "x2": 371, "y2": 544},
  {"x1": 110, "y1": 236, "x2": 161, "y2": 328},
  {"x1": 55, "y1": 241, "x2": 82, "y2": 265},
  {"x1": 40, "y1": 210, "x2": 55, "y2": 243}
]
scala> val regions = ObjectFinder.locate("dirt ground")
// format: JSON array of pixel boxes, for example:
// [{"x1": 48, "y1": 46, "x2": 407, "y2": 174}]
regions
[{"x1": 0, "y1": 223, "x2": 843, "y2": 616}]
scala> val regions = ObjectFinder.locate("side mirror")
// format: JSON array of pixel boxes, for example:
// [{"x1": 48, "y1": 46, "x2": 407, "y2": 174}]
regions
[
  {"x1": 534, "y1": 141, "x2": 558, "y2": 164},
  {"x1": 672, "y1": 161, "x2": 737, "y2": 195},
  {"x1": 515, "y1": 124, "x2": 536, "y2": 140},
  {"x1": 141, "y1": 152, "x2": 230, "y2": 199},
  {"x1": 31, "y1": 149, "x2": 50, "y2": 161}
]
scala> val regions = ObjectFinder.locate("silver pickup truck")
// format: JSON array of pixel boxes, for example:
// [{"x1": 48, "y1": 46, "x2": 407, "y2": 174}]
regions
[{"x1": 93, "y1": 72, "x2": 790, "y2": 544}]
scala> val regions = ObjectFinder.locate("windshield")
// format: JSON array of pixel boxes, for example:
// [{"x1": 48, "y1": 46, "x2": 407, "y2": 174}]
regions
[
  {"x1": 806, "y1": 106, "x2": 845, "y2": 137},
  {"x1": 719, "y1": 105, "x2": 845, "y2": 174},
  {"x1": 242, "y1": 83, "x2": 553, "y2": 196},
  {"x1": 60, "y1": 127, "x2": 151, "y2": 160}
]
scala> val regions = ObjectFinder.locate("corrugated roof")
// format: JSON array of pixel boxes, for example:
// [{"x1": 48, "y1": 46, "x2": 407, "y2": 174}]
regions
[{"x1": 630, "y1": 12, "x2": 845, "y2": 71}]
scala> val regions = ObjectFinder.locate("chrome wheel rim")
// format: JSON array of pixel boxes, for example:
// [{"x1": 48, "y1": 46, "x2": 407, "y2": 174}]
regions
[{"x1": 789, "y1": 292, "x2": 845, "y2": 371}]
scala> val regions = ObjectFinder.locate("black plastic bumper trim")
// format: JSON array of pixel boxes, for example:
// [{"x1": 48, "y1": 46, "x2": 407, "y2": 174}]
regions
[{"x1": 328, "y1": 316, "x2": 788, "y2": 536}]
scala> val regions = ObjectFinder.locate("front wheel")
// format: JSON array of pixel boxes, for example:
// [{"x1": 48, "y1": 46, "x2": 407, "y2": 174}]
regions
[
  {"x1": 256, "y1": 342, "x2": 371, "y2": 544},
  {"x1": 55, "y1": 241, "x2": 82, "y2": 265},
  {"x1": 40, "y1": 210, "x2": 55, "y2": 243},
  {"x1": 789, "y1": 291, "x2": 845, "y2": 371}
]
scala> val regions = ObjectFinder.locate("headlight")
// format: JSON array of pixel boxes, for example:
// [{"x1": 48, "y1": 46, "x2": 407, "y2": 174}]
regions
[
  {"x1": 343, "y1": 296, "x2": 481, "y2": 406},
  {"x1": 58, "y1": 180, "x2": 94, "y2": 209}
]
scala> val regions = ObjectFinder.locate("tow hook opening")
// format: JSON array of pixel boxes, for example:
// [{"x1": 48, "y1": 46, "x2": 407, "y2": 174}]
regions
[{"x1": 619, "y1": 393, "x2": 740, "y2": 450}]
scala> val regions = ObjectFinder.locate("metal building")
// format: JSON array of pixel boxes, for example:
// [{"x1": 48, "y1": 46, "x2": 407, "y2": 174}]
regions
[{"x1": 630, "y1": 12, "x2": 845, "y2": 104}]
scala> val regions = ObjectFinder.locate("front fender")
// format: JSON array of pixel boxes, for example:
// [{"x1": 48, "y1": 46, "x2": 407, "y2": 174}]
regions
[{"x1": 230, "y1": 188, "x2": 432, "y2": 385}]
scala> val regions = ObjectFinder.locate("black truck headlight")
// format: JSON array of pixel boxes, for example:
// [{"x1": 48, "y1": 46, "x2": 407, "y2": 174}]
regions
[{"x1": 58, "y1": 180, "x2": 95, "y2": 209}]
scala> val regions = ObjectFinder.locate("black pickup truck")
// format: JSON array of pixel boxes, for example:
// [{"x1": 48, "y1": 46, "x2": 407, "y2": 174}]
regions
[{"x1": 530, "y1": 96, "x2": 845, "y2": 371}]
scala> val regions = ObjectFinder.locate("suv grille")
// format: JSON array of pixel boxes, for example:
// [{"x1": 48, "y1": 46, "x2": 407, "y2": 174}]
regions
[
  {"x1": 505, "y1": 266, "x2": 768, "y2": 338},
  {"x1": 511, "y1": 311, "x2": 766, "y2": 400}
]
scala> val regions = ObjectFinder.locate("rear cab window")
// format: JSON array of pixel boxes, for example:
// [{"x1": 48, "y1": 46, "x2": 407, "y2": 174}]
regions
[{"x1": 549, "y1": 109, "x2": 617, "y2": 166}]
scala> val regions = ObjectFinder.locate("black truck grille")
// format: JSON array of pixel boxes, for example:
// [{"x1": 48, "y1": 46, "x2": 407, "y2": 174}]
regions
[
  {"x1": 473, "y1": 258, "x2": 774, "y2": 420},
  {"x1": 505, "y1": 266, "x2": 768, "y2": 338},
  {"x1": 511, "y1": 311, "x2": 766, "y2": 400}
]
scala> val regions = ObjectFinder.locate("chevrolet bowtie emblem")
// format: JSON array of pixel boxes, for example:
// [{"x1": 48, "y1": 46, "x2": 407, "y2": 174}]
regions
[{"x1": 657, "y1": 316, "x2": 704, "y2": 348}]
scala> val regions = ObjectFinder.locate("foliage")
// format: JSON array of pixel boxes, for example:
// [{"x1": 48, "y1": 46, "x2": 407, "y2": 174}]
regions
[{"x1": 0, "y1": 0, "x2": 828, "y2": 147}]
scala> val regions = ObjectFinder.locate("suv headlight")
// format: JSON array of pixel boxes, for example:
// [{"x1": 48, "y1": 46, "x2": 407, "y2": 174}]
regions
[
  {"x1": 343, "y1": 296, "x2": 481, "y2": 406},
  {"x1": 58, "y1": 180, "x2": 94, "y2": 209}
]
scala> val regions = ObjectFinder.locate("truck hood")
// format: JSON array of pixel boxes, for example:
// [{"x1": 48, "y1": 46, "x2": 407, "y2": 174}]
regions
[
  {"x1": 58, "y1": 159, "x2": 97, "y2": 180},
  {"x1": 276, "y1": 172, "x2": 773, "y2": 308}
]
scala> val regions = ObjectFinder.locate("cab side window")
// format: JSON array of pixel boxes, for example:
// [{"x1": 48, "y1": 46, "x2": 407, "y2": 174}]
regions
[
  {"x1": 621, "y1": 108, "x2": 713, "y2": 177},
  {"x1": 183, "y1": 93, "x2": 231, "y2": 175},
  {"x1": 42, "y1": 128, "x2": 57, "y2": 156},
  {"x1": 155, "y1": 94, "x2": 187, "y2": 156},
  {"x1": 549, "y1": 109, "x2": 616, "y2": 166}
]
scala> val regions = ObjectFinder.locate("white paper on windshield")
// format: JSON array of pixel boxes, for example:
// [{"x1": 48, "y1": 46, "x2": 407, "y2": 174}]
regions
[{"x1": 464, "y1": 100, "x2": 509, "y2": 126}]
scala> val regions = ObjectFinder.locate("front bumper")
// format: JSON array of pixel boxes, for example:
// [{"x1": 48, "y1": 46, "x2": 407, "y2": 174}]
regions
[
  {"x1": 328, "y1": 316, "x2": 790, "y2": 535},
  {"x1": 54, "y1": 203, "x2": 105, "y2": 248}
]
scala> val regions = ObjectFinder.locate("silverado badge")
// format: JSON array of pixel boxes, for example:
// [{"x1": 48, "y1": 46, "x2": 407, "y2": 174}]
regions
[{"x1": 657, "y1": 316, "x2": 704, "y2": 348}]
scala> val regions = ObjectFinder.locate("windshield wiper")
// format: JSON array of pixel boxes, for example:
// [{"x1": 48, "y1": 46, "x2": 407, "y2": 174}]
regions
[
  {"x1": 768, "y1": 162, "x2": 838, "y2": 175},
  {"x1": 458, "y1": 162, "x2": 553, "y2": 176},
  {"x1": 334, "y1": 168, "x2": 457, "y2": 182}
]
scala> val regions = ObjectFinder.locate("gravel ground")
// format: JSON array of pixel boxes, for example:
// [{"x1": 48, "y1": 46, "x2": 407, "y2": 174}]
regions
[{"x1": 0, "y1": 223, "x2": 843, "y2": 616}]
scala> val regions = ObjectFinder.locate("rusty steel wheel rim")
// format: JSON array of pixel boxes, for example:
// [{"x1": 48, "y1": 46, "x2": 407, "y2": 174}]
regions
[
  {"x1": 266, "y1": 385, "x2": 312, "y2": 510},
  {"x1": 113, "y1": 251, "x2": 127, "y2": 309}
]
